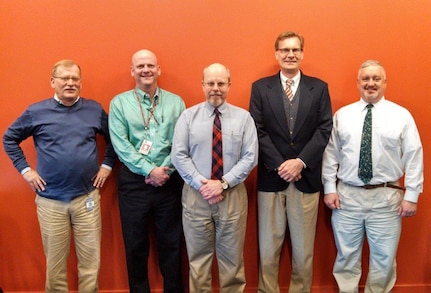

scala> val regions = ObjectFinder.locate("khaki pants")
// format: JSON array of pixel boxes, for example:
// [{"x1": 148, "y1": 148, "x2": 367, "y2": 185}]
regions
[
  {"x1": 36, "y1": 189, "x2": 101, "y2": 293},
  {"x1": 182, "y1": 183, "x2": 248, "y2": 293},
  {"x1": 258, "y1": 183, "x2": 319, "y2": 293}
]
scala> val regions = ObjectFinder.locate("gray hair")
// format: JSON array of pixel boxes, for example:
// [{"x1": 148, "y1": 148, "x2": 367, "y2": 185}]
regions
[{"x1": 358, "y1": 60, "x2": 386, "y2": 79}]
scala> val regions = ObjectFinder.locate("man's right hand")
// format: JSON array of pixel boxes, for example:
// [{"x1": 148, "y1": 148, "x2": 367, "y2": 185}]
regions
[
  {"x1": 324, "y1": 193, "x2": 341, "y2": 210},
  {"x1": 146, "y1": 166, "x2": 171, "y2": 187}
]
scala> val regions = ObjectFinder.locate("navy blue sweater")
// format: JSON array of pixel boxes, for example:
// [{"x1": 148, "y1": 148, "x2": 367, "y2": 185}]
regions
[{"x1": 3, "y1": 97, "x2": 116, "y2": 202}]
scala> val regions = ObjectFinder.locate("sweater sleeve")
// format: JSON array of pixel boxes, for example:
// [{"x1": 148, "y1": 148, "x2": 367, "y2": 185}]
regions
[{"x1": 3, "y1": 110, "x2": 34, "y2": 173}]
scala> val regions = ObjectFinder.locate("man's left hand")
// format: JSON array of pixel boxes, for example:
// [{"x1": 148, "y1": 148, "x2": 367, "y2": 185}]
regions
[
  {"x1": 277, "y1": 158, "x2": 303, "y2": 182},
  {"x1": 92, "y1": 167, "x2": 112, "y2": 188},
  {"x1": 398, "y1": 200, "x2": 417, "y2": 217}
]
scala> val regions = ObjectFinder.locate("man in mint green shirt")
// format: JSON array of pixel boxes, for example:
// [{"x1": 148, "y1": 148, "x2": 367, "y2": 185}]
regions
[{"x1": 109, "y1": 49, "x2": 185, "y2": 293}]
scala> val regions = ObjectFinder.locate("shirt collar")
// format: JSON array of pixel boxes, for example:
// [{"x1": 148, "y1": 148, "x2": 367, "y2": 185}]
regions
[
  {"x1": 205, "y1": 101, "x2": 227, "y2": 117},
  {"x1": 280, "y1": 71, "x2": 301, "y2": 87},
  {"x1": 359, "y1": 96, "x2": 385, "y2": 110},
  {"x1": 135, "y1": 87, "x2": 160, "y2": 102},
  {"x1": 54, "y1": 94, "x2": 80, "y2": 106}
]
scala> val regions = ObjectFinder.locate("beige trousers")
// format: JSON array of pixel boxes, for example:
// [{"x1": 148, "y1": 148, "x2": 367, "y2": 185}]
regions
[
  {"x1": 182, "y1": 183, "x2": 248, "y2": 293},
  {"x1": 36, "y1": 189, "x2": 101, "y2": 293},
  {"x1": 258, "y1": 183, "x2": 319, "y2": 293}
]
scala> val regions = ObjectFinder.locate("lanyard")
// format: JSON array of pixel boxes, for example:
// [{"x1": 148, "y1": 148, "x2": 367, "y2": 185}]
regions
[{"x1": 134, "y1": 90, "x2": 159, "y2": 130}]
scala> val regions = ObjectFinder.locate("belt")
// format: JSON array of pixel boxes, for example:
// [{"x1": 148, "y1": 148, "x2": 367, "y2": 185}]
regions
[{"x1": 361, "y1": 183, "x2": 405, "y2": 191}]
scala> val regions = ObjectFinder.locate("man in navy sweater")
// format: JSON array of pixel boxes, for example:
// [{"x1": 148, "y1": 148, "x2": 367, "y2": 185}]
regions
[{"x1": 3, "y1": 59, "x2": 116, "y2": 292}]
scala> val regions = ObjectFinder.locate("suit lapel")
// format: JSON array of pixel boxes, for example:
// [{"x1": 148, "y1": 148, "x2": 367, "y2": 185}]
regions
[
  {"x1": 292, "y1": 75, "x2": 313, "y2": 139},
  {"x1": 266, "y1": 75, "x2": 290, "y2": 135}
]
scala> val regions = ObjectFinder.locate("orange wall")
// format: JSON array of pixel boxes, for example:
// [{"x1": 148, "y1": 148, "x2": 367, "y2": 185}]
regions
[{"x1": 1, "y1": 1, "x2": 430, "y2": 292}]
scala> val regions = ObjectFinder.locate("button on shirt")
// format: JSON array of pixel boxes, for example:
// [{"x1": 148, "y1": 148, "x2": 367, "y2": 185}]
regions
[
  {"x1": 171, "y1": 101, "x2": 258, "y2": 191},
  {"x1": 322, "y1": 97, "x2": 423, "y2": 203},
  {"x1": 109, "y1": 87, "x2": 185, "y2": 176}
]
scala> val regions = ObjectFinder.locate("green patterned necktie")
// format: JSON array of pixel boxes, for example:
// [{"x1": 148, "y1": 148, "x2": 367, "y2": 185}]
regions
[{"x1": 359, "y1": 104, "x2": 373, "y2": 184}]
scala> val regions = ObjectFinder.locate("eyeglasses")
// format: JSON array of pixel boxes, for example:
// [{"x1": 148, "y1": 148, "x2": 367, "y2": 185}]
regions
[
  {"x1": 277, "y1": 48, "x2": 302, "y2": 56},
  {"x1": 53, "y1": 76, "x2": 81, "y2": 83},
  {"x1": 203, "y1": 81, "x2": 229, "y2": 88}
]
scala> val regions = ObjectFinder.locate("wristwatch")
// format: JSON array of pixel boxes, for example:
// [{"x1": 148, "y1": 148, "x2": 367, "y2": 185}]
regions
[{"x1": 220, "y1": 179, "x2": 229, "y2": 190}]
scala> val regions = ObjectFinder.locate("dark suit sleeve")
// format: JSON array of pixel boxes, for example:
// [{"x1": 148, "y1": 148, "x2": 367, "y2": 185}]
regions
[
  {"x1": 249, "y1": 79, "x2": 285, "y2": 172},
  {"x1": 99, "y1": 109, "x2": 117, "y2": 168},
  {"x1": 296, "y1": 81, "x2": 332, "y2": 169}
]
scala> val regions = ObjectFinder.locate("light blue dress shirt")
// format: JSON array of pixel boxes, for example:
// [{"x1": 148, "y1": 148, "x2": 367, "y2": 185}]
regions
[{"x1": 172, "y1": 101, "x2": 258, "y2": 191}]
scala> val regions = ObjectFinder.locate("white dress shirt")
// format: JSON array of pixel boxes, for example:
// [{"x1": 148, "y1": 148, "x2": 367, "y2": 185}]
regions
[{"x1": 322, "y1": 97, "x2": 423, "y2": 203}]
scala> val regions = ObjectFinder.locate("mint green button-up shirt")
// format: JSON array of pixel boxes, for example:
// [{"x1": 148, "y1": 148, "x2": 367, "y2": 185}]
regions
[{"x1": 109, "y1": 87, "x2": 185, "y2": 176}]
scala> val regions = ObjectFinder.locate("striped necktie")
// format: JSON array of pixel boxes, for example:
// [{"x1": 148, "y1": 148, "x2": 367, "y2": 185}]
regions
[{"x1": 285, "y1": 79, "x2": 294, "y2": 101}]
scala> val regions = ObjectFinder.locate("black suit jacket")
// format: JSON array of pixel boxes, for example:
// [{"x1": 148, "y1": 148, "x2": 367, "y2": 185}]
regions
[{"x1": 249, "y1": 71, "x2": 332, "y2": 193}]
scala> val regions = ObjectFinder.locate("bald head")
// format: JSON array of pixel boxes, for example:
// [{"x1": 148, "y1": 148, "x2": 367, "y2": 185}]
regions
[
  {"x1": 202, "y1": 63, "x2": 230, "y2": 82},
  {"x1": 131, "y1": 49, "x2": 161, "y2": 93},
  {"x1": 132, "y1": 49, "x2": 158, "y2": 66},
  {"x1": 202, "y1": 63, "x2": 231, "y2": 108}
]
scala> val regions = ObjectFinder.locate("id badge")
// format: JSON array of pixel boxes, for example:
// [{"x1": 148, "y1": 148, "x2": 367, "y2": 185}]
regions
[
  {"x1": 139, "y1": 139, "x2": 153, "y2": 155},
  {"x1": 86, "y1": 197, "x2": 95, "y2": 211}
]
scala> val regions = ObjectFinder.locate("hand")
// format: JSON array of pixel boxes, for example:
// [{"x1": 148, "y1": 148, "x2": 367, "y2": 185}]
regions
[
  {"x1": 23, "y1": 169, "x2": 46, "y2": 192},
  {"x1": 146, "y1": 166, "x2": 171, "y2": 187},
  {"x1": 324, "y1": 193, "x2": 341, "y2": 210},
  {"x1": 199, "y1": 179, "x2": 224, "y2": 204},
  {"x1": 208, "y1": 194, "x2": 224, "y2": 205},
  {"x1": 92, "y1": 167, "x2": 112, "y2": 188},
  {"x1": 277, "y1": 158, "x2": 303, "y2": 182},
  {"x1": 398, "y1": 200, "x2": 417, "y2": 217}
]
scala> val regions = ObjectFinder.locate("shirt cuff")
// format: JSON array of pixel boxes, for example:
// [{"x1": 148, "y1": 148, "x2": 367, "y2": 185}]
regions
[
  {"x1": 323, "y1": 182, "x2": 337, "y2": 195},
  {"x1": 297, "y1": 158, "x2": 307, "y2": 169},
  {"x1": 21, "y1": 167, "x2": 31, "y2": 175},
  {"x1": 101, "y1": 164, "x2": 112, "y2": 171},
  {"x1": 403, "y1": 190, "x2": 419, "y2": 203}
]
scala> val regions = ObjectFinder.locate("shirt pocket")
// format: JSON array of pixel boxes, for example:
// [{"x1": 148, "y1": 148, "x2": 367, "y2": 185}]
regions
[
  {"x1": 376, "y1": 127, "x2": 401, "y2": 150},
  {"x1": 223, "y1": 131, "x2": 243, "y2": 158}
]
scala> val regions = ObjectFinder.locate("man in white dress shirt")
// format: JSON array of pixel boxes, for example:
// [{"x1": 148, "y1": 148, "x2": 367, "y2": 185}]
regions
[{"x1": 322, "y1": 60, "x2": 423, "y2": 292}]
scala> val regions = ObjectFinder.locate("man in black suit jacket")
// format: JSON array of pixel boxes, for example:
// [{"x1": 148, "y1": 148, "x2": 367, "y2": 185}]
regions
[{"x1": 249, "y1": 31, "x2": 332, "y2": 293}]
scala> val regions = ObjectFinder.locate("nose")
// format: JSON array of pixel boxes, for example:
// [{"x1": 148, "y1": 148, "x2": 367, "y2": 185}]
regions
[
  {"x1": 65, "y1": 78, "x2": 74, "y2": 84},
  {"x1": 366, "y1": 79, "x2": 376, "y2": 87},
  {"x1": 211, "y1": 85, "x2": 221, "y2": 91},
  {"x1": 142, "y1": 65, "x2": 152, "y2": 72}
]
